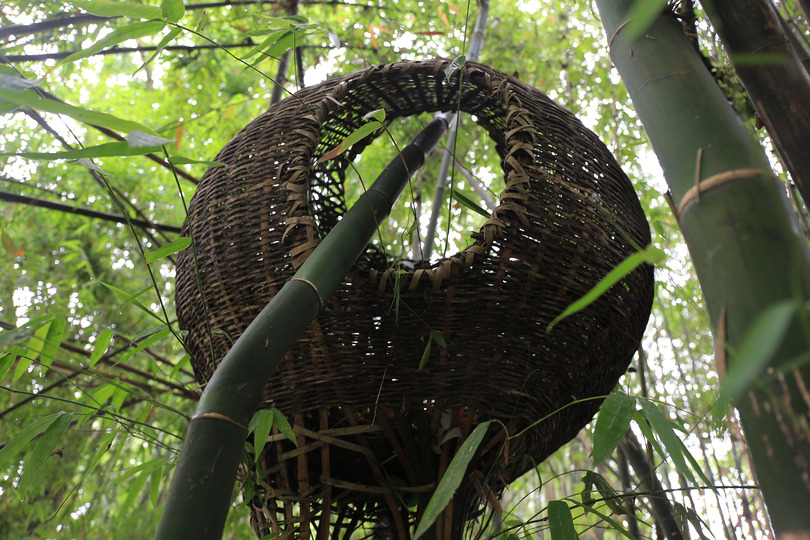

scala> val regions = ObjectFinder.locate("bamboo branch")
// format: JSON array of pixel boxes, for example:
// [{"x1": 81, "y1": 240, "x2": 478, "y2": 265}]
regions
[
  {"x1": 1, "y1": 42, "x2": 257, "y2": 62},
  {"x1": 0, "y1": 1, "x2": 376, "y2": 41},
  {"x1": 0, "y1": 189, "x2": 182, "y2": 233}
]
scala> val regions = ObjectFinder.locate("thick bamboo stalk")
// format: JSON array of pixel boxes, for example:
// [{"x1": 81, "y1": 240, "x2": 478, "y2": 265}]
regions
[
  {"x1": 596, "y1": 2, "x2": 810, "y2": 535},
  {"x1": 704, "y1": 0, "x2": 810, "y2": 204},
  {"x1": 154, "y1": 117, "x2": 448, "y2": 540}
]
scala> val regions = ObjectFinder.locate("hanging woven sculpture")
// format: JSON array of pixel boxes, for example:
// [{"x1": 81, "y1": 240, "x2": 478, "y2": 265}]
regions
[{"x1": 175, "y1": 58, "x2": 654, "y2": 538}]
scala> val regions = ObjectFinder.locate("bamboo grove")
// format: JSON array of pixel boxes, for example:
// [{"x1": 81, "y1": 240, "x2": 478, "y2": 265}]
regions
[{"x1": 2, "y1": 0, "x2": 810, "y2": 538}]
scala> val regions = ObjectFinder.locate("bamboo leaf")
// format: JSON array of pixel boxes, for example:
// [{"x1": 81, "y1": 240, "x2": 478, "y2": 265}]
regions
[
  {"x1": 363, "y1": 108, "x2": 387, "y2": 123},
  {"x1": 132, "y1": 325, "x2": 168, "y2": 342},
  {"x1": 637, "y1": 399, "x2": 709, "y2": 487},
  {"x1": 161, "y1": 0, "x2": 185, "y2": 23},
  {"x1": 632, "y1": 409, "x2": 666, "y2": 458},
  {"x1": 87, "y1": 431, "x2": 117, "y2": 472},
  {"x1": 0, "y1": 414, "x2": 62, "y2": 469},
  {"x1": 317, "y1": 119, "x2": 384, "y2": 163},
  {"x1": 40, "y1": 317, "x2": 65, "y2": 369},
  {"x1": 1, "y1": 141, "x2": 163, "y2": 160},
  {"x1": 249, "y1": 409, "x2": 275, "y2": 462},
  {"x1": 444, "y1": 54, "x2": 466, "y2": 80},
  {"x1": 0, "y1": 315, "x2": 55, "y2": 349},
  {"x1": 429, "y1": 329, "x2": 447, "y2": 348},
  {"x1": 592, "y1": 391, "x2": 635, "y2": 465},
  {"x1": 570, "y1": 501, "x2": 637, "y2": 539},
  {"x1": 77, "y1": 158, "x2": 110, "y2": 175},
  {"x1": 0, "y1": 352, "x2": 18, "y2": 383},
  {"x1": 0, "y1": 73, "x2": 41, "y2": 91},
  {"x1": 19, "y1": 413, "x2": 72, "y2": 492},
  {"x1": 170, "y1": 353, "x2": 191, "y2": 379},
  {"x1": 719, "y1": 300, "x2": 795, "y2": 401},
  {"x1": 121, "y1": 461, "x2": 162, "y2": 514},
  {"x1": 195, "y1": 10, "x2": 209, "y2": 32},
  {"x1": 0, "y1": 89, "x2": 152, "y2": 134},
  {"x1": 681, "y1": 503, "x2": 712, "y2": 540},
  {"x1": 581, "y1": 470, "x2": 631, "y2": 515},
  {"x1": 127, "y1": 130, "x2": 174, "y2": 148},
  {"x1": 547, "y1": 245, "x2": 663, "y2": 331},
  {"x1": 16, "y1": 320, "x2": 55, "y2": 381},
  {"x1": 548, "y1": 500, "x2": 578, "y2": 540},
  {"x1": 418, "y1": 337, "x2": 432, "y2": 370},
  {"x1": 62, "y1": 20, "x2": 166, "y2": 65},
  {"x1": 90, "y1": 329, "x2": 114, "y2": 368},
  {"x1": 149, "y1": 466, "x2": 164, "y2": 507},
  {"x1": 271, "y1": 407, "x2": 297, "y2": 446},
  {"x1": 673, "y1": 502, "x2": 690, "y2": 540},
  {"x1": 242, "y1": 29, "x2": 287, "y2": 58},
  {"x1": 68, "y1": 0, "x2": 163, "y2": 19},
  {"x1": 145, "y1": 237, "x2": 192, "y2": 264},
  {"x1": 135, "y1": 26, "x2": 183, "y2": 74},
  {"x1": 89, "y1": 383, "x2": 117, "y2": 406},
  {"x1": 12, "y1": 350, "x2": 33, "y2": 382},
  {"x1": 413, "y1": 421, "x2": 490, "y2": 539},
  {"x1": 124, "y1": 327, "x2": 172, "y2": 359},
  {"x1": 264, "y1": 31, "x2": 310, "y2": 60},
  {"x1": 450, "y1": 186, "x2": 489, "y2": 217},
  {"x1": 98, "y1": 281, "x2": 164, "y2": 323}
]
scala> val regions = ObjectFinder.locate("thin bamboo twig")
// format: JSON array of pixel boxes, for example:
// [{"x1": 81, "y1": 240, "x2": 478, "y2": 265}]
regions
[{"x1": 419, "y1": 0, "x2": 490, "y2": 262}]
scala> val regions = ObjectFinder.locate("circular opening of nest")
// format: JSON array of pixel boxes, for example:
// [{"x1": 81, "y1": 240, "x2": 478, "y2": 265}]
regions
[
  {"x1": 303, "y1": 65, "x2": 521, "y2": 271},
  {"x1": 312, "y1": 111, "x2": 505, "y2": 266}
]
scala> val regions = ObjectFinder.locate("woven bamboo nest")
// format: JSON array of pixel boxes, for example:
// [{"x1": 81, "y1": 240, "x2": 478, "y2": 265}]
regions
[{"x1": 175, "y1": 58, "x2": 653, "y2": 538}]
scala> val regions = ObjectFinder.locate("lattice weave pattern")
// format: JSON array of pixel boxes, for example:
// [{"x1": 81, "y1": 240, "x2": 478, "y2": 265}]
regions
[{"x1": 175, "y1": 59, "x2": 654, "y2": 538}]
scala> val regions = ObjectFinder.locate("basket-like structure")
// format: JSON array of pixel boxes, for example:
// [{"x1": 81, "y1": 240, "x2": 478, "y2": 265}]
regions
[{"x1": 176, "y1": 59, "x2": 653, "y2": 538}]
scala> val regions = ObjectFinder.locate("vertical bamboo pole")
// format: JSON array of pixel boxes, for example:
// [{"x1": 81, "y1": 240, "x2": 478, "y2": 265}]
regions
[
  {"x1": 596, "y1": 1, "x2": 810, "y2": 536},
  {"x1": 420, "y1": 0, "x2": 490, "y2": 261}
]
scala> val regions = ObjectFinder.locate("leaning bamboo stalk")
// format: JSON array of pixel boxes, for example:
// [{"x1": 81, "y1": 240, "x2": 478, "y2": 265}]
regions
[
  {"x1": 154, "y1": 117, "x2": 448, "y2": 540},
  {"x1": 596, "y1": 1, "x2": 810, "y2": 536}
]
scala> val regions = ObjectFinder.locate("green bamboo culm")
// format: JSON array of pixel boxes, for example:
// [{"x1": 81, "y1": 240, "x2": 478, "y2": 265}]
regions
[
  {"x1": 154, "y1": 117, "x2": 449, "y2": 540},
  {"x1": 595, "y1": 1, "x2": 810, "y2": 535}
]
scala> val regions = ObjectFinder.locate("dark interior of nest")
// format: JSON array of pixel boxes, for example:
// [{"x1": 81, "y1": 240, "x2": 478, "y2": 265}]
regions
[{"x1": 174, "y1": 59, "x2": 654, "y2": 539}]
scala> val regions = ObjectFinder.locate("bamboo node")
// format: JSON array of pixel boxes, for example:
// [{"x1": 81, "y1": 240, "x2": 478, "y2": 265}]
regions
[
  {"x1": 678, "y1": 169, "x2": 768, "y2": 215},
  {"x1": 290, "y1": 277, "x2": 325, "y2": 310},
  {"x1": 191, "y1": 412, "x2": 248, "y2": 431}
]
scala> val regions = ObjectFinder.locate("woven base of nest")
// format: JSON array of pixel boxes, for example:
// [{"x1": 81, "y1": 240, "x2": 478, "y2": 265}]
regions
[
  {"x1": 176, "y1": 58, "x2": 654, "y2": 538},
  {"x1": 245, "y1": 406, "x2": 508, "y2": 539}
]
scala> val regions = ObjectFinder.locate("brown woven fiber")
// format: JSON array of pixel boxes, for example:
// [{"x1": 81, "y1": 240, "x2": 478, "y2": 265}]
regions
[{"x1": 175, "y1": 58, "x2": 654, "y2": 538}]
